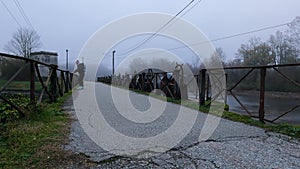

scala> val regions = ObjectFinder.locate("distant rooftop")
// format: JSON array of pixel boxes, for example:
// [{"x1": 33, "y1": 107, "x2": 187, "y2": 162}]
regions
[{"x1": 31, "y1": 51, "x2": 58, "y2": 56}]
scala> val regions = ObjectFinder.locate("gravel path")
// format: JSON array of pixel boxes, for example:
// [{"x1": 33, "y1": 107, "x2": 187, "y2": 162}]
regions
[{"x1": 63, "y1": 82, "x2": 300, "y2": 168}]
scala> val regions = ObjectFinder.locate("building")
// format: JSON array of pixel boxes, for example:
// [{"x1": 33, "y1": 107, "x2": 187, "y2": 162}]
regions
[{"x1": 30, "y1": 51, "x2": 58, "y2": 77}]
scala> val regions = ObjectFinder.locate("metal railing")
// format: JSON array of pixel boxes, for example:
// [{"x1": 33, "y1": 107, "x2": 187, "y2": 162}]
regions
[
  {"x1": 97, "y1": 63, "x2": 300, "y2": 124},
  {"x1": 199, "y1": 63, "x2": 300, "y2": 123}
]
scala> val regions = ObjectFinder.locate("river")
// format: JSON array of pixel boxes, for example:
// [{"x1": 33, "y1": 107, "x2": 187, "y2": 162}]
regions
[
  {"x1": 188, "y1": 91, "x2": 300, "y2": 125},
  {"x1": 226, "y1": 91, "x2": 300, "y2": 125}
]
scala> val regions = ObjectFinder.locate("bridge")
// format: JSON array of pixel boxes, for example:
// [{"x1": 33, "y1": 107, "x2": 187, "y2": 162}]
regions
[
  {"x1": 1, "y1": 52, "x2": 300, "y2": 168},
  {"x1": 64, "y1": 82, "x2": 300, "y2": 168},
  {"x1": 97, "y1": 63, "x2": 300, "y2": 124}
]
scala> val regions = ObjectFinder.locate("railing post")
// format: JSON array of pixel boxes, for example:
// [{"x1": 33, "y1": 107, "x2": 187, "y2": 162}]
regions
[
  {"x1": 69, "y1": 73, "x2": 73, "y2": 89},
  {"x1": 59, "y1": 71, "x2": 66, "y2": 94},
  {"x1": 65, "y1": 71, "x2": 70, "y2": 93},
  {"x1": 155, "y1": 73, "x2": 159, "y2": 89},
  {"x1": 30, "y1": 61, "x2": 36, "y2": 104},
  {"x1": 49, "y1": 65, "x2": 58, "y2": 101},
  {"x1": 259, "y1": 67, "x2": 266, "y2": 123},
  {"x1": 224, "y1": 73, "x2": 228, "y2": 104},
  {"x1": 57, "y1": 73, "x2": 63, "y2": 97},
  {"x1": 142, "y1": 73, "x2": 146, "y2": 91},
  {"x1": 199, "y1": 69, "x2": 206, "y2": 106},
  {"x1": 206, "y1": 74, "x2": 210, "y2": 101}
]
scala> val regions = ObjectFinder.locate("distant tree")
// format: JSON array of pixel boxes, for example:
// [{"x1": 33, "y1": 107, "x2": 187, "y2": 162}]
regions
[
  {"x1": 236, "y1": 37, "x2": 275, "y2": 66},
  {"x1": 128, "y1": 57, "x2": 176, "y2": 74},
  {"x1": 187, "y1": 56, "x2": 203, "y2": 75},
  {"x1": 288, "y1": 16, "x2": 300, "y2": 48},
  {"x1": 4, "y1": 28, "x2": 41, "y2": 58},
  {"x1": 128, "y1": 57, "x2": 149, "y2": 73},
  {"x1": 269, "y1": 31, "x2": 299, "y2": 64},
  {"x1": 210, "y1": 47, "x2": 226, "y2": 66},
  {"x1": 225, "y1": 58, "x2": 243, "y2": 67},
  {"x1": 215, "y1": 47, "x2": 226, "y2": 63}
]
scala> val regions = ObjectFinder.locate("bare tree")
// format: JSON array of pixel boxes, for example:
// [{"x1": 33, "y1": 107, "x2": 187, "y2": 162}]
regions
[
  {"x1": 269, "y1": 31, "x2": 299, "y2": 64},
  {"x1": 4, "y1": 28, "x2": 41, "y2": 58},
  {"x1": 288, "y1": 16, "x2": 300, "y2": 47},
  {"x1": 128, "y1": 57, "x2": 176, "y2": 74},
  {"x1": 236, "y1": 37, "x2": 275, "y2": 66},
  {"x1": 211, "y1": 47, "x2": 226, "y2": 64}
]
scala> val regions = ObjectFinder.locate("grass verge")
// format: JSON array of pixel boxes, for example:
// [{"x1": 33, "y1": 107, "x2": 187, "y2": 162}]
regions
[
  {"x1": 0, "y1": 93, "x2": 94, "y2": 168},
  {"x1": 0, "y1": 80, "x2": 43, "y2": 91},
  {"x1": 132, "y1": 88, "x2": 300, "y2": 139},
  {"x1": 179, "y1": 98, "x2": 299, "y2": 138}
]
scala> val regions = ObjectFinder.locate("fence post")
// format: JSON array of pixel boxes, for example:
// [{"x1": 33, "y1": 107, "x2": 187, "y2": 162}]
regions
[
  {"x1": 259, "y1": 67, "x2": 266, "y2": 123},
  {"x1": 57, "y1": 73, "x2": 63, "y2": 97},
  {"x1": 142, "y1": 73, "x2": 146, "y2": 90},
  {"x1": 155, "y1": 73, "x2": 159, "y2": 89},
  {"x1": 224, "y1": 73, "x2": 228, "y2": 104},
  {"x1": 65, "y1": 71, "x2": 70, "y2": 93},
  {"x1": 199, "y1": 69, "x2": 206, "y2": 106},
  {"x1": 69, "y1": 72, "x2": 73, "y2": 89},
  {"x1": 30, "y1": 61, "x2": 36, "y2": 104},
  {"x1": 206, "y1": 74, "x2": 210, "y2": 101},
  {"x1": 49, "y1": 65, "x2": 58, "y2": 101}
]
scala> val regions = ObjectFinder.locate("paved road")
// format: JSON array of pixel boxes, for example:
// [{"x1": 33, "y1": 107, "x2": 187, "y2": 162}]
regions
[{"x1": 63, "y1": 82, "x2": 300, "y2": 168}]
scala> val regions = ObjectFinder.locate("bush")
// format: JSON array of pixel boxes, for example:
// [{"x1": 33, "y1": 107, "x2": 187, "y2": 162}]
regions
[{"x1": 0, "y1": 94, "x2": 30, "y2": 123}]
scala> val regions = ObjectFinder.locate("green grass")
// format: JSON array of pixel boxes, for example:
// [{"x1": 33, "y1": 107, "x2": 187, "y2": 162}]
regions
[
  {"x1": 183, "y1": 99, "x2": 299, "y2": 138},
  {"x1": 0, "y1": 80, "x2": 43, "y2": 91},
  {"x1": 0, "y1": 93, "x2": 72, "y2": 168},
  {"x1": 130, "y1": 88, "x2": 300, "y2": 139}
]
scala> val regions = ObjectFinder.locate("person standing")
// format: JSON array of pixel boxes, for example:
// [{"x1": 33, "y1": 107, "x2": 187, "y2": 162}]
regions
[{"x1": 74, "y1": 60, "x2": 85, "y2": 89}]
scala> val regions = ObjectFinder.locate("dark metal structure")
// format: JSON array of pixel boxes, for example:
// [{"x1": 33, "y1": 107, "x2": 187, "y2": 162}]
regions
[
  {"x1": 97, "y1": 62, "x2": 300, "y2": 124},
  {"x1": 98, "y1": 68, "x2": 187, "y2": 100},
  {"x1": 199, "y1": 63, "x2": 300, "y2": 123}
]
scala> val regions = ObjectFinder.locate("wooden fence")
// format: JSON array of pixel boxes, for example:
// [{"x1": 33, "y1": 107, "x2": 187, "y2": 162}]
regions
[{"x1": 0, "y1": 52, "x2": 74, "y2": 116}]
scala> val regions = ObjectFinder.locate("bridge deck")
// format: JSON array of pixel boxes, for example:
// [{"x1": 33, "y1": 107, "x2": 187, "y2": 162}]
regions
[{"x1": 63, "y1": 82, "x2": 300, "y2": 168}]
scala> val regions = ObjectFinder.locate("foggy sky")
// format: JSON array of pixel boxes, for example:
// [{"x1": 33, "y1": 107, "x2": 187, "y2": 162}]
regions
[{"x1": 1, "y1": 0, "x2": 300, "y2": 69}]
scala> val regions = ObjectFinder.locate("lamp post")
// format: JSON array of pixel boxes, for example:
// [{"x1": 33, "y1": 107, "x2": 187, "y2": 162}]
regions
[
  {"x1": 66, "y1": 49, "x2": 69, "y2": 70},
  {"x1": 112, "y1": 50, "x2": 116, "y2": 76}
]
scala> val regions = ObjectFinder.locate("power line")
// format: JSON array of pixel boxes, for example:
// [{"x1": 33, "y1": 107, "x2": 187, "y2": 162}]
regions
[
  {"x1": 210, "y1": 23, "x2": 289, "y2": 43},
  {"x1": 118, "y1": 0, "x2": 197, "y2": 56},
  {"x1": 108, "y1": 21, "x2": 290, "y2": 60},
  {"x1": 178, "y1": 22, "x2": 290, "y2": 49},
  {"x1": 180, "y1": 0, "x2": 203, "y2": 17},
  {"x1": 0, "y1": 0, "x2": 22, "y2": 27},
  {"x1": 153, "y1": 22, "x2": 290, "y2": 52},
  {"x1": 12, "y1": 0, "x2": 46, "y2": 49},
  {"x1": 13, "y1": 0, "x2": 34, "y2": 30},
  {"x1": 164, "y1": 0, "x2": 203, "y2": 30}
]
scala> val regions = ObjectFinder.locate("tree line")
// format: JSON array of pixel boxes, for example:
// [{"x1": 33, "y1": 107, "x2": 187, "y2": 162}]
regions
[{"x1": 225, "y1": 17, "x2": 300, "y2": 92}]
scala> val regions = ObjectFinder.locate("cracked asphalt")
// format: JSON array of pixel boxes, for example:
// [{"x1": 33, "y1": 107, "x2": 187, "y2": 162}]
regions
[{"x1": 63, "y1": 83, "x2": 300, "y2": 168}]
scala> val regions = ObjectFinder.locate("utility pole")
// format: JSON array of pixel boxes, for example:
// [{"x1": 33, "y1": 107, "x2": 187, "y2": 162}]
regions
[
  {"x1": 66, "y1": 49, "x2": 69, "y2": 70},
  {"x1": 112, "y1": 50, "x2": 116, "y2": 76}
]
